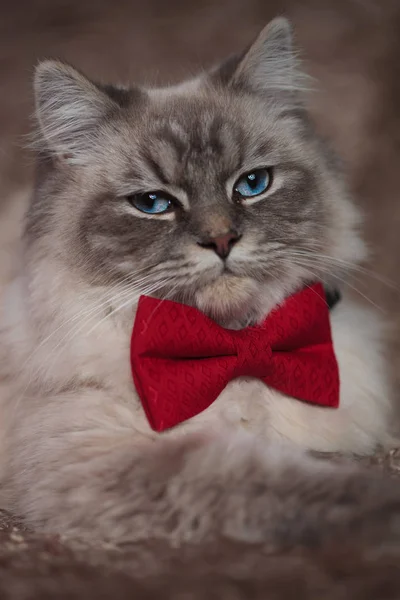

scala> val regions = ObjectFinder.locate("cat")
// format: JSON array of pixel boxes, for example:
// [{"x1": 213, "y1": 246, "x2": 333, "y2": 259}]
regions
[{"x1": 0, "y1": 17, "x2": 396, "y2": 542}]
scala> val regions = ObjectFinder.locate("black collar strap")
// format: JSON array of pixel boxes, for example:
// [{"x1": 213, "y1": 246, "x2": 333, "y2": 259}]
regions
[{"x1": 325, "y1": 286, "x2": 342, "y2": 311}]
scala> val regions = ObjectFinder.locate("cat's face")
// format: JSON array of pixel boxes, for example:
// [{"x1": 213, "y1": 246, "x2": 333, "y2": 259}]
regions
[
  {"x1": 29, "y1": 18, "x2": 364, "y2": 326},
  {"x1": 67, "y1": 92, "x2": 333, "y2": 325}
]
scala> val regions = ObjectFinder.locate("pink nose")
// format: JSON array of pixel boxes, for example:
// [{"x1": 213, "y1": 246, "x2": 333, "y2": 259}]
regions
[{"x1": 197, "y1": 231, "x2": 241, "y2": 259}]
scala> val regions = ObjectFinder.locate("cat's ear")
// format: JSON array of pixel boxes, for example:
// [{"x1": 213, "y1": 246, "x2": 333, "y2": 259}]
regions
[
  {"x1": 34, "y1": 60, "x2": 118, "y2": 164},
  {"x1": 212, "y1": 17, "x2": 307, "y2": 98}
]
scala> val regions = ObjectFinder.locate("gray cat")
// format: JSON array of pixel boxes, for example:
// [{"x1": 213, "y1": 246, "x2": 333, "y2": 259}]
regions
[{"x1": 0, "y1": 18, "x2": 396, "y2": 546}]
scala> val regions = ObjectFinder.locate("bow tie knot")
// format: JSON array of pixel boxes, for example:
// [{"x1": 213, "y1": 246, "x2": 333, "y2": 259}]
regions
[{"x1": 232, "y1": 329, "x2": 273, "y2": 379}]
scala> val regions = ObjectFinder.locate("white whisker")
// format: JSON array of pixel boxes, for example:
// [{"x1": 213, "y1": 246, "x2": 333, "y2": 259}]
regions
[{"x1": 288, "y1": 256, "x2": 385, "y2": 312}]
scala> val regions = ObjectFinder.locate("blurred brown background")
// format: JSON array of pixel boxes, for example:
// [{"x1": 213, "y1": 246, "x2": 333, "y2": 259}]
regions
[
  {"x1": 1, "y1": 0, "x2": 400, "y2": 403},
  {"x1": 0, "y1": 2, "x2": 400, "y2": 593}
]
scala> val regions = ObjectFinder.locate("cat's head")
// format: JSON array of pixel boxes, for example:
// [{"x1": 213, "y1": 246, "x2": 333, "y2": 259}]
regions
[{"x1": 29, "y1": 18, "x2": 365, "y2": 327}]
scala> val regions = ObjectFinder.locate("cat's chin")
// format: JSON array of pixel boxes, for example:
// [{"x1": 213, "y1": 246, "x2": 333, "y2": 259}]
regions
[{"x1": 193, "y1": 275, "x2": 263, "y2": 329}]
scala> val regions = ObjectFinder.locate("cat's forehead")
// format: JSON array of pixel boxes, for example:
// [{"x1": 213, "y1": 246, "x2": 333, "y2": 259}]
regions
[
  {"x1": 146, "y1": 105, "x2": 244, "y2": 177},
  {"x1": 124, "y1": 88, "x2": 288, "y2": 185}
]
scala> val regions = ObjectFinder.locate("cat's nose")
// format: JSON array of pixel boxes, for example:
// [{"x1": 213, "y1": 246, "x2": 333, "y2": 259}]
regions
[{"x1": 197, "y1": 231, "x2": 241, "y2": 259}]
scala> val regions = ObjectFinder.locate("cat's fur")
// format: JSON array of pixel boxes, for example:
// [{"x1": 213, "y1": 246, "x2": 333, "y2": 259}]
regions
[{"x1": 0, "y1": 18, "x2": 395, "y2": 540}]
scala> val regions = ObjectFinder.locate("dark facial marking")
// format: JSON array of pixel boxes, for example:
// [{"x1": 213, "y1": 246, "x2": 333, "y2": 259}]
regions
[
  {"x1": 155, "y1": 124, "x2": 187, "y2": 163},
  {"x1": 139, "y1": 148, "x2": 170, "y2": 186}
]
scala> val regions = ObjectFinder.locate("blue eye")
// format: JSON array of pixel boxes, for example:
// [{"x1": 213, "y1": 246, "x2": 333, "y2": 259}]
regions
[
  {"x1": 128, "y1": 192, "x2": 173, "y2": 215},
  {"x1": 234, "y1": 168, "x2": 272, "y2": 198}
]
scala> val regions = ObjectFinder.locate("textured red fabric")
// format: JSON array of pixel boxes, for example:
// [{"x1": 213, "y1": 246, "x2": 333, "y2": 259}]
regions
[{"x1": 130, "y1": 283, "x2": 340, "y2": 432}]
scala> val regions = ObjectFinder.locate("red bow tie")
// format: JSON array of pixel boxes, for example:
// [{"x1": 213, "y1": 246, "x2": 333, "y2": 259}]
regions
[{"x1": 130, "y1": 283, "x2": 339, "y2": 432}]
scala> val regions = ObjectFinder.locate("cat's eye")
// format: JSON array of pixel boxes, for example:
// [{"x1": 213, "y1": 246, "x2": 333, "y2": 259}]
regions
[
  {"x1": 128, "y1": 192, "x2": 173, "y2": 215},
  {"x1": 233, "y1": 168, "x2": 272, "y2": 199}
]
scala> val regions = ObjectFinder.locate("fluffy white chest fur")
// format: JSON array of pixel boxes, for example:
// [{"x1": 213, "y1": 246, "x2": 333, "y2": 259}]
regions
[{"x1": 0, "y1": 274, "x2": 390, "y2": 457}]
